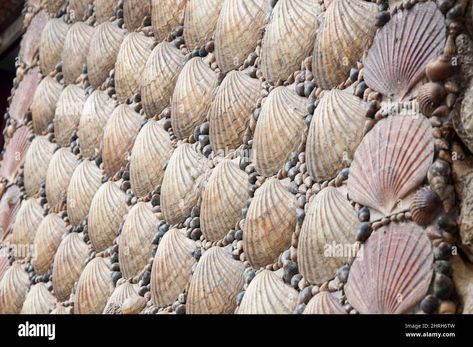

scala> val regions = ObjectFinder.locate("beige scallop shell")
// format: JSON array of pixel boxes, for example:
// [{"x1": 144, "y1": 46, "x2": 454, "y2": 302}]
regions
[
  {"x1": 183, "y1": 0, "x2": 223, "y2": 49},
  {"x1": 21, "y1": 283, "x2": 57, "y2": 314},
  {"x1": 0, "y1": 126, "x2": 31, "y2": 183},
  {"x1": 303, "y1": 291, "x2": 346, "y2": 314},
  {"x1": 0, "y1": 185, "x2": 21, "y2": 241},
  {"x1": 10, "y1": 199, "x2": 44, "y2": 255},
  {"x1": 151, "y1": 0, "x2": 187, "y2": 41},
  {"x1": 103, "y1": 281, "x2": 139, "y2": 314},
  {"x1": 96, "y1": 0, "x2": 118, "y2": 24},
  {"x1": 62, "y1": 22, "x2": 94, "y2": 84},
  {"x1": 31, "y1": 76, "x2": 63, "y2": 134},
  {"x1": 24, "y1": 136, "x2": 57, "y2": 197},
  {"x1": 39, "y1": 18, "x2": 70, "y2": 75},
  {"x1": 124, "y1": 0, "x2": 151, "y2": 32},
  {"x1": 0, "y1": 262, "x2": 30, "y2": 314}
]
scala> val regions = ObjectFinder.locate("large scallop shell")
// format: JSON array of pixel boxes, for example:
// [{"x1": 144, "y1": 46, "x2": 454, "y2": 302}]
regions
[
  {"x1": 0, "y1": 262, "x2": 30, "y2": 314},
  {"x1": 102, "y1": 104, "x2": 142, "y2": 177},
  {"x1": 347, "y1": 115, "x2": 434, "y2": 217},
  {"x1": 208, "y1": 71, "x2": 260, "y2": 152},
  {"x1": 187, "y1": 246, "x2": 245, "y2": 314},
  {"x1": 141, "y1": 42, "x2": 186, "y2": 118},
  {"x1": 253, "y1": 86, "x2": 306, "y2": 177},
  {"x1": 160, "y1": 143, "x2": 208, "y2": 225},
  {"x1": 62, "y1": 22, "x2": 94, "y2": 84},
  {"x1": 171, "y1": 57, "x2": 217, "y2": 139},
  {"x1": 45, "y1": 148, "x2": 79, "y2": 212},
  {"x1": 19, "y1": 11, "x2": 48, "y2": 66},
  {"x1": 115, "y1": 32, "x2": 154, "y2": 103},
  {"x1": 31, "y1": 76, "x2": 63, "y2": 134},
  {"x1": 24, "y1": 136, "x2": 57, "y2": 197},
  {"x1": 96, "y1": 0, "x2": 118, "y2": 24},
  {"x1": 0, "y1": 126, "x2": 31, "y2": 183},
  {"x1": 54, "y1": 85, "x2": 87, "y2": 147},
  {"x1": 237, "y1": 270, "x2": 298, "y2": 314},
  {"x1": 67, "y1": 160, "x2": 103, "y2": 226},
  {"x1": 306, "y1": 89, "x2": 367, "y2": 182},
  {"x1": 21, "y1": 283, "x2": 57, "y2": 314},
  {"x1": 124, "y1": 0, "x2": 151, "y2": 32},
  {"x1": 345, "y1": 222, "x2": 433, "y2": 314},
  {"x1": 364, "y1": 2, "x2": 446, "y2": 100},
  {"x1": 75, "y1": 257, "x2": 114, "y2": 314},
  {"x1": 10, "y1": 199, "x2": 44, "y2": 255},
  {"x1": 52, "y1": 232, "x2": 89, "y2": 301},
  {"x1": 150, "y1": 228, "x2": 196, "y2": 307},
  {"x1": 0, "y1": 185, "x2": 21, "y2": 241},
  {"x1": 39, "y1": 18, "x2": 70, "y2": 75},
  {"x1": 214, "y1": 0, "x2": 270, "y2": 73},
  {"x1": 32, "y1": 214, "x2": 67, "y2": 275},
  {"x1": 312, "y1": 0, "x2": 378, "y2": 89},
  {"x1": 260, "y1": 0, "x2": 320, "y2": 83},
  {"x1": 151, "y1": 0, "x2": 187, "y2": 41},
  {"x1": 78, "y1": 90, "x2": 116, "y2": 158},
  {"x1": 183, "y1": 0, "x2": 223, "y2": 50},
  {"x1": 129, "y1": 120, "x2": 173, "y2": 198},
  {"x1": 87, "y1": 22, "x2": 126, "y2": 89},
  {"x1": 298, "y1": 186, "x2": 357, "y2": 284},
  {"x1": 201, "y1": 159, "x2": 248, "y2": 242},
  {"x1": 303, "y1": 291, "x2": 346, "y2": 314},
  {"x1": 119, "y1": 202, "x2": 159, "y2": 279},
  {"x1": 88, "y1": 181, "x2": 128, "y2": 252},
  {"x1": 103, "y1": 281, "x2": 139, "y2": 314},
  {"x1": 243, "y1": 179, "x2": 296, "y2": 268},
  {"x1": 9, "y1": 68, "x2": 41, "y2": 122}
]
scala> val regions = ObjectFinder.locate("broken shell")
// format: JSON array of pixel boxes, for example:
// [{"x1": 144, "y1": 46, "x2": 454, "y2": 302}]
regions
[
  {"x1": 19, "y1": 11, "x2": 48, "y2": 66},
  {"x1": 417, "y1": 82, "x2": 447, "y2": 117},
  {"x1": 0, "y1": 262, "x2": 30, "y2": 314},
  {"x1": 21, "y1": 283, "x2": 57, "y2": 314},
  {"x1": 10, "y1": 199, "x2": 44, "y2": 255},
  {"x1": 151, "y1": 0, "x2": 187, "y2": 41},
  {"x1": 303, "y1": 291, "x2": 346, "y2": 314},
  {"x1": 54, "y1": 85, "x2": 87, "y2": 147},
  {"x1": 62, "y1": 22, "x2": 94, "y2": 84},
  {"x1": 24, "y1": 136, "x2": 57, "y2": 197},
  {"x1": 0, "y1": 126, "x2": 31, "y2": 183},
  {"x1": 124, "y1": 0, "x2": 151, "y2": 32},
  {"x1": 103, "y1": 281, "x2": 139, "y2": 314},
  {"x1": 39, "y1": 18, "x2": 69, "y2": 75},
  {"x1": 183, "y1": 0, "x2": 223, "y2": 50},
  {"x1": 31, "y1": 76, "x2": 63, "y2": 134},
  {"x1": 409, "y1": 187, "x2": 442, "y2": 226},
  {"x1": 9, "y1": 68, "x2": 41, "y2": 122}
]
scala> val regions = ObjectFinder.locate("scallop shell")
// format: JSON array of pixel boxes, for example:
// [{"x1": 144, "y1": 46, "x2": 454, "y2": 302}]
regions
[
  {"x1": 68, "y1": 0, "x2": 88, "y2": 22},
  {"x1": 88, "y1": 181, "x2": 129, "y2": 252},
  {"x1": 102, "y1": 104, "x2": 142, "y2": 177},
  {"x1": 0, "y1": 126, "x2": 31, "y2": 183},
  {"x1": 67, "y1": 160, "x2": 103, "y2": 226},
  {"x1": 0, "y1": 262, "x2": 30, "y2": 314},
  {"x1": 298, "y1": 186, "x2": 357, "y2": 285},
  {"x1": 19, "y1": 11, "x2": 48, "y2": 66},
  {"x1": 253, "y1": 86, "x2": 306, "y2": 177},
  {"x1": 87, "y1": 22, "x2": 126, "y2": 89},
  {"x1": 260, "y1": 0, "x2": 320, "y2": 83},
  {"x1": 124, "y1": 0, "x2": 151, "y2": 32},
  {"x1": 208, "y1": 71, "x2": 260, "y2": 152},
  {"x1": 187, "y1": 247, "x2": 245, "y2": 314},
  {"x1": 96, "y1": 0, "x2": 118, "y2": 24},
  {"x1": 32, "y1": 214, "x2": 67, "y2": 275},
  {"x1": 129, "y1": 120, "x2": 173, "y2": 198},
  {"x1": 347, "y1": 115, "x2": 434, "y2": 217},
  {"x1": 150, "y1": 228, "x2": 196, "y2": 307},
  {"x1": 75, "y1": 257, "x2": 114, "y2": 314},
  {"x1": 31, "y1": 76, "x2": 63, "y2": 134},
  {"x1": 54, "y1": 85, "x2": 87, "y2": 147},
  {"x1": 214, "y1": 0, "x2": 270, "y2": 73},
  {"x1": 303, "y1": 291, "x2": 346, "y2": 314},
  {"x1": 78, "y1": 90, "x2": 117, "y2": 158},
  {"x1": 237, "y1": 270, "x2": 298, "y2": 314},
  {"x1": 119, "y1": 202, "x2": 159, "y2": 279},
  {"x1": 24, "y1": 136, "x2": 57, "y2": 197},
  {"x1": 52, "y1": 232, "x2": 89, "y2": 302},
  {"x1": 10, "y1": 199, "x2": 44, "y2": 255},
  {"x1": 151, "y1": 0, "x2": 187, "y2": 41},
  {"x1": 62, "y1": 22, "x2": 94, "y2": 84},
  {"x1": 183, "y1": 0, "x2": 223, "y2": 50},
  {"x1": 121, "y1": 295, "x2": 146, "y2": 314},
  {"x1": 103, "y1": 281, "x2": 139, "y2": 314},
  {"x1": 306, "y1": 89, "x2": 367, "y2": 182},
  {"x1": 39, "y1": 18, "x2": 70, "y2": 75},
  {"x1": 160, "y1": 143, "x2": 208, "y2": 225},
  {"x1": 345, "y1": 222, "x2": 433, "y2": 314},
  {"x1": 45, "y1": 148, "x2": 79, "y2": 212},
  {"x1": 364, "y1": 2, "x2": 446, "y2": 100},
  {"x1": 312, "y1": 0, "x2": 378, "y2": 89},
  {"x1": 9, "y1": 68, "x2": 41, "y2": 122},
  {"x1": 141, "y1": 42, "x2": 186, "y2": 118},
  {"x1": 0, "y1": 185, "x2": 21, "y2": 241},
  {"x1": 201, "y1": 159, "x2": 248, "y2": 242},
  {"x1": 21, "y1": 283, "x2": 57, "y2": 314},
  {"x1": 46, "y1": 0, "x2": 65, "y2": 15},
  {"x1": 0, "y1": 252, "x2": 9, "y2": 282},
  {"x1": 243, "y1": 178, "x2": 296, "y2": 269}
]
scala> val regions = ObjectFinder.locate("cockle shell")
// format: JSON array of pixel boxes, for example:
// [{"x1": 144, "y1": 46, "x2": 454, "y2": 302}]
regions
[
  {"x1": 260, "y1": 0, "x2": 320, "y2": 83},
  {"x1": 345, "y1": 222, "x2": 433, "y2": 314},
  {"x1": 0, "y1": 262, "x2": 30, "y2": 314},
  {"x1": 31, "y1": 76, "x2": 63, "y2": 134},
  {"x1": 115, "y1": 32, "x2": 154, "y2": 103},
  {"x1": 67, "y1": 160, "x2": 103, "y2": 226},
  {"x1": 0, "y1": 185, "x2": 21, "y2": 241},
  {"x1": 52, "y1": 232, "x2": 89, "y2": 302},
  {"x1": 160, "y1": 144, "x2": 208, "y2": 225},
  {"x1": 39, "y1": 18, "x2": 70, "y2": 75},
  {"x1": 129, "y1": 120, "x2": 173, "y2": 198},
  {"x1": 102, "y1": 104, "x2": 142, "y2": 177},
  {"x1": 214, "y1": 0, "x2": 270, "y2": 73},
  {"x1": 364, "y1": 2, "x2": 446, "y2": 100},
  {"x1": 54, "y1": 85, "x2": 87, "y2": 147},
  {"x1": 151, "y1": 0, "x2": 187, "y2": 41},
  {"x1": 187, "y1": 246, "x2": 245, "y2": 314},
  {"x1": 124, "y1": 0, "x2": 151, "y2": 32},
  {"x1": 24, "y1": 136, "x2": 57, "y2": 197},
  {"x1": 409, "y1": 187, "x2": 442, "y2": 226},
  {"x1": 19, "y1": 11, "x2": 48, "y2": 66},
  {"x1": 141, "y1": 42, "x2": 186, "y2": 118},
  {"x1": 243, "y1": 178, "x2": 296, "y2": 269},
  {"x1": 417, "y1": 82, "x2": 446, "y2": 117},
  {"x1": 347, "y1": 115, "x2": 434, "y2": 218},
  {"x1": 10, "y1": 199, "x2": 44, "y2": 255},
  {"x1": 150, "y1": 228, "x2": 196, "y2": 307},
  {"x1": 46, "y1": 0, "x2": 65, "y2": 15},
  {"x1": 201, "y1": 159, "x2": 248, "y2": 242},
  {"x1": 68, "y1": 0, "x2": 88, "y2": 22},
  {"x1": 8, "y1": 68, "x2": 41, "y2": 122},
  {"x1": 237, "y1": 270, "x2": 298, "y2": 314},
  {"x1": 21, "y1": 283, "x2": 57, "y2": 314},
  {"x1": 45, "y1": 148, "x2": 79, "y2": 212},
  {"x1": 32, "y1": 214, "x2": 67, "y2": 275},
  {"x1": 96, "y1": 0, "x2": 118, "y2": 24},
  {"x1": 298, "y1": 186, "x2": 357, "y2": 284},
  {"x1": 75, "y1": 257, "x2": 114, "y2": 314},
  {"x1": 253, "y1": 86, "x2": 306, "y2": 177},
  {"x1": 103, "y1": 281, "x2": 139, "y2": 314},
  {"x1": 208, "y1": 71, "x2": 260, "y2": 152},
  {"x1": 62, "y1": 22, "x2": 94, "y2": 84},
  {"x1": 183, "y1": 0, "x2": 223, "y2": 50},
  {"x1": 303, "y1": 291, "x2": 346, "y2": 314},
  {"x1": 87, "y1": 22, "x2": 126, "y2": 89},
  {"x1": 306, "y1": 89, "x2": 367, "y2": 182},
  {"x1": 119, "y1": 202, "x2": 159, "y2": 279},
  {"x1": 0, "y1": 126, "x2": 31, "y2": 183}
]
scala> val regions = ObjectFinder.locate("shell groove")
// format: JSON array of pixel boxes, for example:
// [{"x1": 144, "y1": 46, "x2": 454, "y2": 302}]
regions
[
  {"x1": 10, "y1": 199, "x2": 44, "y2": 255},
  {"x1": 39, "y1": 18, "x2": 70, "y2": 75},
  {"x1": 0, "y1": 252, "x2": 8, "y2": 282},
  {"x1": 345, "y1": 222, "x2": 433, "y2": 314},
  {"x1": 183, "y1": 0, "x2": 223, "y2": 50},
  {"x1": 96, "y1": 0, "x2": 118, "y2": 24},
  {"x1": 151, "y1": 0, "x2": 187, "y2": 41},
  {"x1": 243, "y1": 178, "x2": 296, "y2": 268},
  {"x1": 24, "y1": 136, "x2": 57, "y2": 197},
  {"x1": 21, "y1": 283, "x2": 57, "y2": 314},
  {"x1": 103, "y1": 281, "x2": 139, "y2": 314},
  {"x1": 0, "y1": 262, "x2": 30, "y2": 314},
  {"x1": 54, "y1": 85, "x2": 87, "y2": 147},
  {"x1": 124, "y1": 0, "x2": 151, "y2": 32},
  {"x1": 9, "y1": 68, "x2": 41, "y2": 122},
  {"x1": 253, "y1": 86, "x2": 306, "y2": 177},
  {"x1": 62, "y1": 22, "x2": 94, "y2": 84},
  {"x1": 19, "y1": 11, "x2": 48, "y2": 66},
  {"x1": 303, "y1": 291, "x2": 346, "y2": 314},
  {"x1": 0, "y1": 126, "x2": 31, "y2": 183},
  {"x1": 0, "y1": 185, "x2": 21, "y2": 241},
  {"x1": 31, "y1": 76, "x2": 63, "y2": 134}
]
